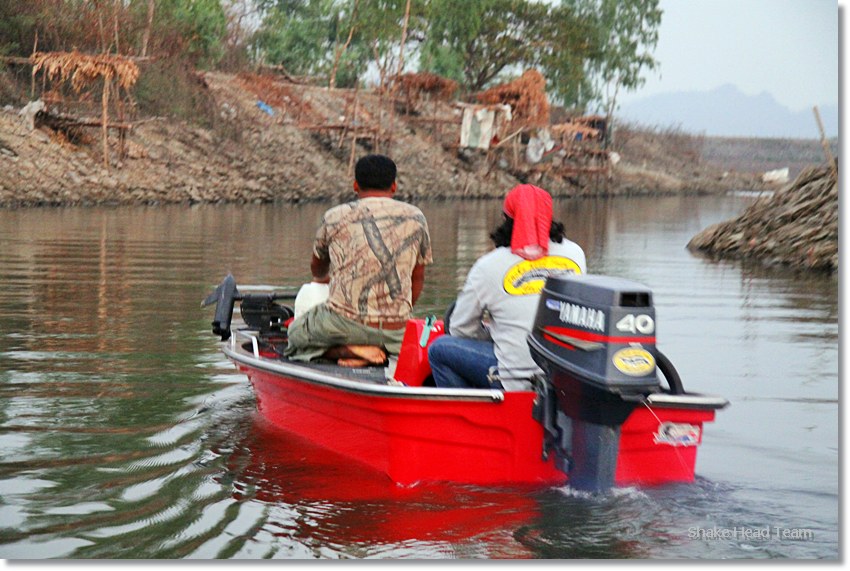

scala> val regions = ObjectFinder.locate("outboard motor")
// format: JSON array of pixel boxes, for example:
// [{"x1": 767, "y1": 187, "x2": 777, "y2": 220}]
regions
[
  {"x1": 528, "y1": 274, "x2": 662, "y2": 492},
  {"x1": 201, "y1": 274, "x2": 297, "y2": 341}
]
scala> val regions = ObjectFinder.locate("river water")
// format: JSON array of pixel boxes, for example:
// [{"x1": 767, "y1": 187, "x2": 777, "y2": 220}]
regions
[{"x1": 0, "y1": 194, "x2": 838, "y2": 559}]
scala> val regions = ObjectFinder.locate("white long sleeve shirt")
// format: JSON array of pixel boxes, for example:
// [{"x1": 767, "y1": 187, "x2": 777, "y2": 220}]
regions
[{"x1": 449, "y1": 239, "x2": 587, "y2": 387}]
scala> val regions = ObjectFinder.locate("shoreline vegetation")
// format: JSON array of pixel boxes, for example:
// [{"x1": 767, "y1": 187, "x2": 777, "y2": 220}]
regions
[
  {"x1": 0, "y1": 70, "x2": 828, "y2": 209},
  {"x1": 0, "y1": 70, "x2": 839, "y2": 273},
  {"x1": 0, "y1": 0, "x2": 837, "y2": 272}
]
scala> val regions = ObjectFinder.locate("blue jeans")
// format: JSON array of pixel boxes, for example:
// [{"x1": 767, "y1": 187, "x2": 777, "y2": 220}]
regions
[{"x1": 428, "y1": 336, "x2": 503, "y2": 389}]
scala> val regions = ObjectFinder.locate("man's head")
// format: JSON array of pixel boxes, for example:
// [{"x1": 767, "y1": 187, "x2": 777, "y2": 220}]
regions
[{"x1": 354, "y1": 154, "x2": 397, "y2": 193}]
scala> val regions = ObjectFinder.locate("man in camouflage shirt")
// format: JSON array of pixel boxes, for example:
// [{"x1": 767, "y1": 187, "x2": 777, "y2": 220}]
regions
[{"x1": 285, "y1": 155, "x2": 433, "y2": 366}]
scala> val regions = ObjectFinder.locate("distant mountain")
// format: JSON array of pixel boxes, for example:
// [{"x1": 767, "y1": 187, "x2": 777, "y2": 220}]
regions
[{"x1": 617, "y1": 84, "x2": 838, "y2": 139}]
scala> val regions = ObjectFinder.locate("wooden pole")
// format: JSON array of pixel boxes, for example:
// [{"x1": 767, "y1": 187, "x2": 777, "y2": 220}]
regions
[
  {"x1": 329, "y1": 0, "x2": 360, "y2": 90},
  {"x1": 396, "y1": 0, "x2": 412, "y2": 76},
  {"x1": 115, "y1": 82, "x2": 126, "y2": 159},
  {"x1": 493, "y1": 127, "x2": 524, "y2": 148},
  {"x1": 97, "y1": 11, "x2": 106, "y2": 53},
  {"x1": 386, "y1": 0, "x2": 412, "y2": 151},
  {"x1": 347, "y1": 82, "x2": 360, "y2": 179},
  {"x1": 373, "y1": 42, "x2": 384, "y2": 154},
  {"x1": 813, "y1": 106, "x2": 837, "y2": 179},
  {"x1": 141, "y1": 0, "x2": 155, "y2": 57},
  {"x1": 113, "y1": 0, "x2": 121, "y2": 53},
  {"x1": 30, "y1": 31, "x2": 38, "y2": 100},
  {"x1": 102, "y1": 77, "x2": 110, "y2": 168}
]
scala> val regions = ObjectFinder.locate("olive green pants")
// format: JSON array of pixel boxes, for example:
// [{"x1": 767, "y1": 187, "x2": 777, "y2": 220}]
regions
[{"x1": 284, "y1": 303, "x2": 406, "y2": 362}]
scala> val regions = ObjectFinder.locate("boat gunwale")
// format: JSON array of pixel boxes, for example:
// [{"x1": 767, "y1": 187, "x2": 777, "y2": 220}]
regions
[
  {"x1": 223, "y1": 343, "x2": 506, "y2": 403},
  {"x1": 645, "y1": 392, "x2": 729, "y2": 410}
]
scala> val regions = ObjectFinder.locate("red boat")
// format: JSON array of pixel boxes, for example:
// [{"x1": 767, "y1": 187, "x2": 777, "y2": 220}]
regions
[
  {"x1": 204, "y1": 273, "x2": 727, "y2": 491},
  {"x1": 231, "y1": 416, "x2": 542, "y2": 545}
]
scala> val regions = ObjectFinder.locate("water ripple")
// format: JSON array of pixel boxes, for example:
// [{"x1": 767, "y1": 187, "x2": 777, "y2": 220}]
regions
[{"x1": 0, "y1": 199, "x2": 838, "y2": 559}]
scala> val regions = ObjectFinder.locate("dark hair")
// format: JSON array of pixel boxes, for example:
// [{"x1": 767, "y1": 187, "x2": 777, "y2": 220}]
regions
[
  {"x1": 490, "y1": 215, "x2": 565, "y2": 248},
  {"x1": 355, "y1": 154, "x2": 397, "y2": 191}
]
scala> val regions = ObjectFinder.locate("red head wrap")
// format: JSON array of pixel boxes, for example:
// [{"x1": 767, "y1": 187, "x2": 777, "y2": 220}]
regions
[{"x1": 503, "y1": 184, "x2": 553, "y2": 260}]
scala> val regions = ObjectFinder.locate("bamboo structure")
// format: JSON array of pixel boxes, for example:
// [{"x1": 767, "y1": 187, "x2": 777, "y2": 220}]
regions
[
  {"x1": 30, "y1": 50, "x2": 140, "y2": 168},
  {"x1": 394, "y1": 72, "x2": 458, "y2": 114},
  {"x1": 813, "y1": 106, "x2": 838, "y2": 180}
]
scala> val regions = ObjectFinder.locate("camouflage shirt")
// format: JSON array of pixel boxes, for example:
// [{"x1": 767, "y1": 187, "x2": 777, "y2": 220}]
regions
[{"x1": 314, "y1": 197, "x2": 432, "y2": 323}]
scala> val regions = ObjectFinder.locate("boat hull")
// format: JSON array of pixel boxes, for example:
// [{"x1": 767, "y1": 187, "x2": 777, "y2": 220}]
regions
[
  {"x1": 239, "y1": 362, "x2": 567, "y2": 486},
  {"x1": 228, "y1": 351, "x2": 721, "y2": 487}
]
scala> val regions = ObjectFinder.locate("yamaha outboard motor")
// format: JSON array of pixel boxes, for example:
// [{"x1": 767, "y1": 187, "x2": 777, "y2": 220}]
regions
[{"x1": 528, "y1": 274, "x2": 662, "y2": 492}]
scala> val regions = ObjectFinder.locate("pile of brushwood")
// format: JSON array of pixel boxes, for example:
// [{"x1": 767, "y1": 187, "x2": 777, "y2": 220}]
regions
[
  {"x1": 688, "y1": 165, "x2": 838, "y2": 272},
  {"x1": 477, "y1": 69, "x2": 549, "y2": 128}
]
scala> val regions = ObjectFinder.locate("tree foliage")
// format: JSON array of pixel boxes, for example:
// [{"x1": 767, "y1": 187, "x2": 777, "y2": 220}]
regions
[
  {"x1": 0, "y1": 0, "x2": 228, "y2": 67},
  {"x1": 153, "y1": 0, "x2": 229, "y2": 66},
  {"x1": 252, "y1": 0, "x2": 339, "y2": 76},
  {"x1": 420, "y1": 0, "x2": 597, "y2": 102},
  {"x1": 577, "y1": 0, "x2": 662, "y2": 132},
  {"x1": 530, "y1": 2, "x2": 600, "y2": 107},
  {"x1": 252, "y1": 0, "x2": 426, "y2": 87},
  {"x1": 0, "y1": 0, "x2": 662, "y2": 121},
  {"x1": 356, "y1": 0, "x2": 426, "y2": 87},
  {"x1": 250, "y1": 0, "x2": 658, "y2": 110}
]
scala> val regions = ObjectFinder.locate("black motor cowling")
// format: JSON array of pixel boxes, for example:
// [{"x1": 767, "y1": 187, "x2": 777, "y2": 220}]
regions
[
  {"x1": 528, "y1": 274, "x2": 663, "y2": 491},
  {"x1": 529, "y1": 274, "x2": 660, "y2": 402}
]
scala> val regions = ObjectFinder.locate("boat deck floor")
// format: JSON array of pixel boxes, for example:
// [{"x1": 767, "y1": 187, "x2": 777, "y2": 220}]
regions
[
  {"x1": 239, "y1": 335, "x2": 391, "y2": 384},
  {"x1": 292, "y1": 360, "x2": 390, "y2": 384}
]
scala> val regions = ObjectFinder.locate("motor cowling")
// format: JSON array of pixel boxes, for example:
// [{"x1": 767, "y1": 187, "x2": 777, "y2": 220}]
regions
[
  {"x1": 528, "y1": 274, "x2": 663, "y2": 491},
  {"x1": 529, "y1": 274, "x2": 661, "y2": 403}
]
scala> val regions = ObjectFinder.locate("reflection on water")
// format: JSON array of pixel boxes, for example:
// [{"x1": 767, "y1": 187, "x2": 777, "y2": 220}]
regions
[{"x1": 0, "y1": 196, "x2": 838, "y2": 559}]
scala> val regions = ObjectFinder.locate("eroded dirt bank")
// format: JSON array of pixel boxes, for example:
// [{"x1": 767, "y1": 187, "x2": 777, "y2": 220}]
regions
[{"x1": 0, "y1": 72, "x2": 761, "y2": 208}]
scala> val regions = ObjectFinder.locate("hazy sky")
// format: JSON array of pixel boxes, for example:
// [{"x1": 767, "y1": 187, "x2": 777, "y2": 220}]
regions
[{"x1": 618, "y1": 0, "x2": 840, "y2": 112}]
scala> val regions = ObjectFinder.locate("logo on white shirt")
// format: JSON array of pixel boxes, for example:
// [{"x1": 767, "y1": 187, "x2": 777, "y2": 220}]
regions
[{"x1": 502, "y1": 256, "x2": 582, "y2": 295}]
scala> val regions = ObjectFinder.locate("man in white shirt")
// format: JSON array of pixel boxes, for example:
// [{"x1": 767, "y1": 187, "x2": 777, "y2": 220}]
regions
[{"x1": 428, "y1": 184, "x2": 586, "y2": 390}]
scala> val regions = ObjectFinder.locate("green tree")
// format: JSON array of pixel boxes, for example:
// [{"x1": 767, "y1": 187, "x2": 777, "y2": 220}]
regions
[
  {"x1": 421, "y1": 0, "x2": 538, "y2": 92},
  {"x1": 355, "y1": 0, "x2": 426, "y2": 88},
  {"x1": 578, "y1": 0, "x2": 662, "y2": 143},
  {"x1": 252, "y1": 0, "x2": 426, "y2": 87},
  {"x1": 420, "y1": 0, "x2": 596, "y2": 103},
  {"x1": 0, "y1": 0, "x2": 228, "y2": 65},
  {"x1": 153, "y1": 0, "x2": 229, "y2": 66},
  {"x1": 529, "y1": 2, "x2": 599, "y2": 107},
  {"x1": 0, "y1": 2, "x2": 38, "y2": 55},
  {"x1": 252, "y1": 0, "x2": 339, "y2": 77}
]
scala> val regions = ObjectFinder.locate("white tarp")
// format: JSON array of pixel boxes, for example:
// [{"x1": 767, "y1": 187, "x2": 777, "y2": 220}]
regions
[
  {"x1": 762, "y1": 167, "x2": 789, "y2": 184},
  {"x1": 459, "y1": 104, "x2": 511, "y2": 150},
  {"x1": 525, "y1": 128, "x2": 555, "y2": 163},
  {"x1": 19, "y1": 100, "x2": 45, "y2": 130}
]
